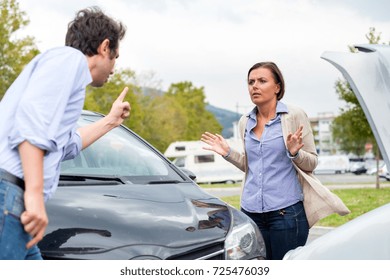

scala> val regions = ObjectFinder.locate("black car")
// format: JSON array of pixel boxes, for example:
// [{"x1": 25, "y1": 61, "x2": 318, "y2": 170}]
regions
[{"x1": 38, "y1": 111, "x2": 266, "y2": 260}]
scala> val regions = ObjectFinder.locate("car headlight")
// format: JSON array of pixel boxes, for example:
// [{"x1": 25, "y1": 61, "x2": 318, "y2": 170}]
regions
[{"x1": 224, "y1": 208, "x2": 266, "y2": 260}]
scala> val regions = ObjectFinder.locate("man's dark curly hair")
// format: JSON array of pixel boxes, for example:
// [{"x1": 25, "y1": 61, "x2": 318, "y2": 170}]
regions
[{"x1": 65, "y1": 7, "x2": 126, "y2": 59}]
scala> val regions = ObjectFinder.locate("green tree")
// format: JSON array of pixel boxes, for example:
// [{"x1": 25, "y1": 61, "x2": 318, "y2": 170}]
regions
[
  {"x1": 84, "y1": 68, "x2": 184, "y2": 153},
  {"x1": 84, "y1": 74, "x2": 223, "y2": 153},
  {"x1": 332, "y1": 81, "x2": 374, "y2": 157},
  {"x1": 166, "y1": 81, "x2": 222, "y2": 141},
  {"x1": 84, "y1": 68, "x2": 143, "y2": 131},
  {"x1": 137, "y1": 94, "x2": 187, "y2": 152},
  {"x1": 332, "y1": 27, "x2": 388, "y2": 188},
  {"x1": 0, "y1": 0, "x2": 39, "y2": 99}
]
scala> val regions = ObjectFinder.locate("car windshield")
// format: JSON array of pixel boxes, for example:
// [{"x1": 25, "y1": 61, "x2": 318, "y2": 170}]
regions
[{"x1": 60, "y1": 114, "x2": 186, "y2": 184}]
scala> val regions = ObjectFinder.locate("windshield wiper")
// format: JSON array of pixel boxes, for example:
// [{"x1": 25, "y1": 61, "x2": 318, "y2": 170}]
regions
[
  {"x1": 60, "y1": 174, "x2": 128, "y2": 184},
  {"x1": 147, "y1": 180, "x2": 181, "y2": 184}
]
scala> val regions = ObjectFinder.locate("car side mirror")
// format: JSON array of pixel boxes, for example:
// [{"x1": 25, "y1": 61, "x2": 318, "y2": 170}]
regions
[{"x1": 180, "y1": 168, "x2": 197, "y2": 181}]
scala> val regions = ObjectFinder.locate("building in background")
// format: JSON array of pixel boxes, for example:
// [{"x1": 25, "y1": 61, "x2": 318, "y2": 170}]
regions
[{"x1": 310, "y1": 112, "x2": 339, "y2": 155}]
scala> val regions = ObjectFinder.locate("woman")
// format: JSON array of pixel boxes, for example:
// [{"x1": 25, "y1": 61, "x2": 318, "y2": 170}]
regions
[{"x1": 201, "y1": 62, "x2": 349, "y2": 260}]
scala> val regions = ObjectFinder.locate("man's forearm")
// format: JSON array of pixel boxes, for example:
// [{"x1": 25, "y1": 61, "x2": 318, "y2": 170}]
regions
[
  {"x1": 18, "y1": 141, "x2": 44, "y2": 191},
  {"x1": 77, "y1": 116, "x2": 118, "y2": 150},
  {"x1": 78, "y1": 87, "x2": 130, "y2": 150}
]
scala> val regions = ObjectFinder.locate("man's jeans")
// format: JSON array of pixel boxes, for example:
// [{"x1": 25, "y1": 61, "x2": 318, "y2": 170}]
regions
[
  {"x1": 242, "y1": 201, "x2": 309, "y2": 260},
  {"x1": 0, "y1": 180, "x2": 42, "y2": 260}
]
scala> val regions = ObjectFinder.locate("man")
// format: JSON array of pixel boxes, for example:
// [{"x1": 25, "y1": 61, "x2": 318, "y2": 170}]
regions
[{"x1": 0, "y1": 7, "x2": 130, "y2": 259}]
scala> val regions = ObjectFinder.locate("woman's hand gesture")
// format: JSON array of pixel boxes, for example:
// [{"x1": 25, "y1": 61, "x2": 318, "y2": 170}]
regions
[
  {"x1": 201, "y1": 132, "x2": 230, "y2": 157},
  {"x1": 286, "y1": 125, "x2": 304, "y2": 157}
]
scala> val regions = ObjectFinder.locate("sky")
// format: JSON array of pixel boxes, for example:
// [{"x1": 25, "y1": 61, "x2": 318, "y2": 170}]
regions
[{"x1": 16, "y1": 0, "x2": 390, "y2": 117}]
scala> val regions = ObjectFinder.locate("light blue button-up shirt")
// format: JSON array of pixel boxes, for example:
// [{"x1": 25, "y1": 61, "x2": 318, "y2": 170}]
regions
[
  {"x1": 241, "y1": 102, "x2": 303, "y2": 213},
  {"x1": 0, "y1": 46, "x2": 92, "y2": 201}
]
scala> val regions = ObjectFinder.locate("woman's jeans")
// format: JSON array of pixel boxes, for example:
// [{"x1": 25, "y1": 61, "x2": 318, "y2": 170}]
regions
[
  {"x1": 242, "y1": 201, "x2": 309, "y2": 260},
  {"x1": 0, "y1": 180, "x2": 42, "y2": 260}
]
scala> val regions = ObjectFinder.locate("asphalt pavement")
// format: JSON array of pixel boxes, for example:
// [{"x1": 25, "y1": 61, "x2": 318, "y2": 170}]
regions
[{"x1": 202, "y1": 173, "x2": 390, "y2": 198}]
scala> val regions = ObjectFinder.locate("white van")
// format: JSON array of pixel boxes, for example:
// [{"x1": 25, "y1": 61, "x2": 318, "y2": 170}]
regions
[
  {"x1": 314, "y1": 155, "x2": 350, "y2": 174},
  {"x1": 164, "y1": 140, "x2": 244, "y2": 184}
]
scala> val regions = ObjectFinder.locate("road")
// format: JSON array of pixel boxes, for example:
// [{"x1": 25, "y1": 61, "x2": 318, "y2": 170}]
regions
[
  {"x1": 316, "y1": 173, "x2": 384, "y2": 185},
  {"x1": 202, "y1": 173, "x2": 389, "y2": 198}
]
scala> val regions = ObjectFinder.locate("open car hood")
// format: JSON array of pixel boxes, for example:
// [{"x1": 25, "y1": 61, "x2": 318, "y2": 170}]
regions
[
  {"x1": 284, "y1": 44, "x2": 390, "y2": 260},
  {"x1": 321, "y1": 44, "x2": 390, "y2": 167}
]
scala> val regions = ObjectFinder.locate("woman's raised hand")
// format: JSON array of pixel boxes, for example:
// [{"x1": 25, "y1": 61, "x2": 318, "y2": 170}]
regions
[{"x1": 201, "y1": 132, "x2": 230, "y2": 157}]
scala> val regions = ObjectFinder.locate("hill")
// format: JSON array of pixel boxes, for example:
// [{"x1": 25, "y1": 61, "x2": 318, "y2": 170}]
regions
[
  {"x1": 206, "y1": 104, "x2": 242, "y2": 138},
  {"x1": 140, "y1": 86, "x2": 243, "y2": 139}
]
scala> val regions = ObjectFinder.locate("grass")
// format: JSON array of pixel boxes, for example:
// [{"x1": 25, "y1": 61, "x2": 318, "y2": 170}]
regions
[{"x1": 219, "y1": 187, "x2": 390, "y2": 227}]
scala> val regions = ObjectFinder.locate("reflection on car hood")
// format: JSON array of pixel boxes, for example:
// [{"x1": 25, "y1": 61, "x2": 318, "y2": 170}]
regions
[
  {"x1": 321, "y1": 44, "x2": 390, "y2": 167},
  {"x1": 39, "y1": 183, "x2": 231, "y2": 259}
]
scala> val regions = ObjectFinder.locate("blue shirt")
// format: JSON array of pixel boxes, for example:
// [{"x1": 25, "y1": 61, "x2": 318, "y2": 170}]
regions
[
  {"x1": 241, "y1": 102, "x2": 303, "y2": 213},
  {"x1": 0, "y1": 46, "x2": 92, "y2": 201}
]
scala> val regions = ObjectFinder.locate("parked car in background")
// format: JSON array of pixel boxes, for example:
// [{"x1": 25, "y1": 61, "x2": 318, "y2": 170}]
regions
[
  {"x1": 349, "y1": 161, "x2": 367, "y2": 175},
  {"x1": 164, "y1": 140, "x2": 244, "y2": 184},
  {"x1": 38, "y1": 111, "x2": 266, "y2": 260},
  {"x1": 364, "y1": 159, "x2": 385, "y2": 175},
  {"x1": 314, "y1": 155, "x2": 350, "y2": 174},
  {"x1": 379, "y1": 164, "x2": 390, "y2": 181},
  {"x1": 284, "y1": 44, "x2": 390, "y2": 260}
]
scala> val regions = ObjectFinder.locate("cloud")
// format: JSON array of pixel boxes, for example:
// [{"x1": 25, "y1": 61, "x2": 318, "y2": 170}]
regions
[{"x1": 17, "y1": 0, "x2": 390, "y2": 117}]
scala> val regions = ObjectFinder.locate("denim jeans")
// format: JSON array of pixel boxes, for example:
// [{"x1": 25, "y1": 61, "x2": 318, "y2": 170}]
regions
[
  {"x1": 242, "y1": 201, "x2": 309, "y2": 260},
  {"x1": 0, "y1": 180, "x2": 42, "y2": 260}
]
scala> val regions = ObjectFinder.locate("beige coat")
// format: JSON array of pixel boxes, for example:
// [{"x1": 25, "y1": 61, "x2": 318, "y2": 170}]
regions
[{"x1": 225, "y1": 103, "x2": 350, "y2": 227}]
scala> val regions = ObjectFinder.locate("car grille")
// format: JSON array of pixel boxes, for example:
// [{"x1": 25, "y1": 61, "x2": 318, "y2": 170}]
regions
[{"x1": 167, "y1": 242, "x2": 225, "y2": 260}]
